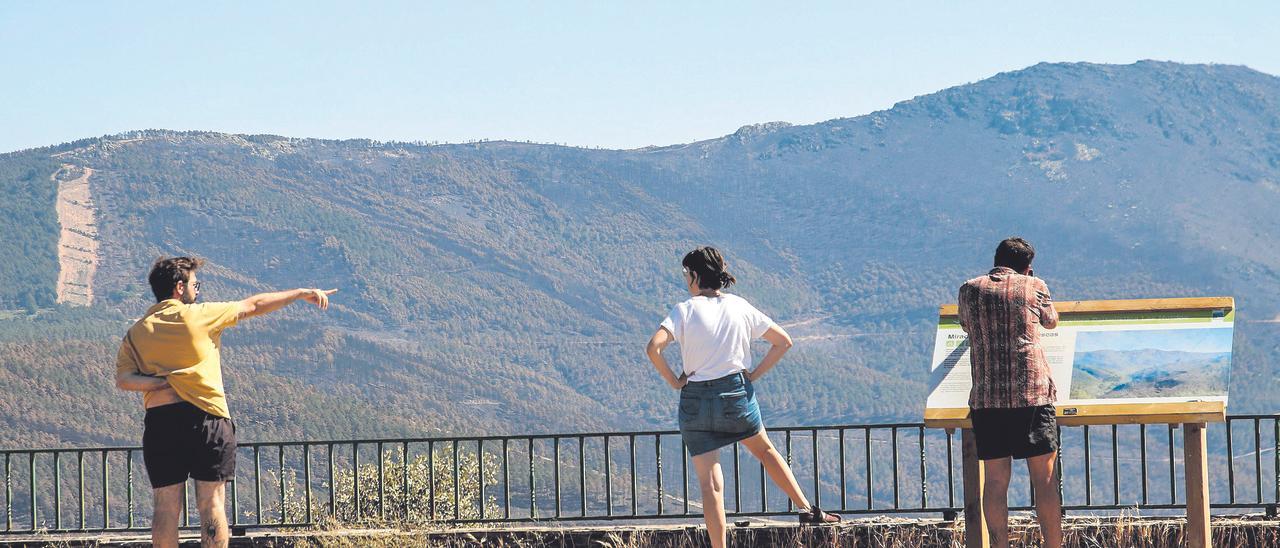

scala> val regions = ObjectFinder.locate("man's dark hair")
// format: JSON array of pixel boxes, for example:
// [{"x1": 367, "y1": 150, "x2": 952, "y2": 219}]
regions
[
  {"x1": 682, "y1": 246, "x2": 737, "y2": 290},
  {"x1": 994, "y1": 237, "x2": 1035, "y2": 272},
  {"x1": 148, "y1": 256, "x2": 204, "y2": 302}
]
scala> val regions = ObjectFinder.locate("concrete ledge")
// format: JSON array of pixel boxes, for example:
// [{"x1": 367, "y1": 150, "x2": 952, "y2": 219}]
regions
[{"x1": 3, "y1": 515, "x2": 1278, "y2": 547}]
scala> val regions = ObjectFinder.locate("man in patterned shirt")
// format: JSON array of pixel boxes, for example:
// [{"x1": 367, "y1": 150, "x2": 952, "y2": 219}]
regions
[{"x1": 958, "y1": 237, "x2": 1061, "y2": 548}]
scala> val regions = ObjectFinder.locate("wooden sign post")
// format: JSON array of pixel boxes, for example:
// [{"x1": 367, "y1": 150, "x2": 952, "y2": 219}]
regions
[
  {"x1": 924, "y1": 297, "x2": 1233, "y2": 548},
  {"x1": 961, "y1": 429, "x2": 988, "y2": 548},
  {"x1": 1184, "y1": 422, "x2": 1210, "y2": 548}
]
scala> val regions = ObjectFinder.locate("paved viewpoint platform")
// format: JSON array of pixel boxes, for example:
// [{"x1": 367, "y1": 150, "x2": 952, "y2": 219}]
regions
[{"x1": 4, "y1": 515, "x2": 1279, "y2": 547}]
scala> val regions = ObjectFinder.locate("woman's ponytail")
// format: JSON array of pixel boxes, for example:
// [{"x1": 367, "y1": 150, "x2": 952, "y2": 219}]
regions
[{"x1": 718, "y1": 270, "x2": 736, "y2": 289}]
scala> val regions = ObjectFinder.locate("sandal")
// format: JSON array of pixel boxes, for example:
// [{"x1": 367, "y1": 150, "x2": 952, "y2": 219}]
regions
[{"x1": 798, "y1": 505, "x2": 841, "y2": 525}]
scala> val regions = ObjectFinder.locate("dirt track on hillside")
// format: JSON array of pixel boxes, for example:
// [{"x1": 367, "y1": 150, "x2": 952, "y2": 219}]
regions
[{"x1": 52, "y1": 164, "x2": 98, "y2": 306}]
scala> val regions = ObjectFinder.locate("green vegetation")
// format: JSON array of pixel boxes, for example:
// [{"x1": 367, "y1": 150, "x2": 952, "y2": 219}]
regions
[{"x1": 0, "y1": 155, "x2": 61, "y2": 311}]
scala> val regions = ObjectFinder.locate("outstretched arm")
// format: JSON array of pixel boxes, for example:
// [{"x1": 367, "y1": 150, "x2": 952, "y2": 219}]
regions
[
  {"x1": 646, "y1": 326, "x2": 687, "y2": 390},
  {"x1": 747, "y1": 324, "x2": 793, "y2": 382},
  {"x1": 238, "y1": 288, "x2": 337, "y2": 320}
]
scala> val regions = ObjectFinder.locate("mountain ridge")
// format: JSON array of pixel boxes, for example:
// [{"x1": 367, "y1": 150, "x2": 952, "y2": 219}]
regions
[{"x1": 1, "y1": 60, "x2": 1278, "y2": 447}]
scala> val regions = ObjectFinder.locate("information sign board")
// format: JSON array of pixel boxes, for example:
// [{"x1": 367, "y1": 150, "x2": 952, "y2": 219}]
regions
[{"x1": 924, "y1": 297, "x2": 1234, "y2": 428}]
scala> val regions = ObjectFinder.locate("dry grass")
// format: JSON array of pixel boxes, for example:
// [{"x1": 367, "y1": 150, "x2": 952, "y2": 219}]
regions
[
  {"x1": 222, "y1": 515, "x2": 1280, "y2": 547},
  {"x1": 8, "y1": 515, "x2": 1279, "y2": 546}
]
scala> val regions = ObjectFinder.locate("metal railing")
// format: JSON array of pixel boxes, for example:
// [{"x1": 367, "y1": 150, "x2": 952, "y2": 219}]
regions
[{"x1": 1, "y1": 415, "x2": 1276, "y2": 534}]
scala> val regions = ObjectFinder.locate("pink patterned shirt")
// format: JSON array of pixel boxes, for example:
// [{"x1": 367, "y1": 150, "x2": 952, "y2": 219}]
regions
[{"x1": 958, "y1": 267, "x2": 1059, "y2": 409}]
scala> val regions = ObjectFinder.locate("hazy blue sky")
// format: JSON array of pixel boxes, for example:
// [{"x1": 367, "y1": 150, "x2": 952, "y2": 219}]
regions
[
  {"x1": 2, "y1": 2, "x2": 1277, "y2": 153},
  {"x1": 1075, "y1": 328, "x2": 1235, "y2": 354}
]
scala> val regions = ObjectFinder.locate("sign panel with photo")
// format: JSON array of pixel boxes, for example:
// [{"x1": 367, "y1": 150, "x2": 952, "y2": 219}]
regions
[{"x1": 923, "y1": 297, "x2": 1233, "y2": 428}]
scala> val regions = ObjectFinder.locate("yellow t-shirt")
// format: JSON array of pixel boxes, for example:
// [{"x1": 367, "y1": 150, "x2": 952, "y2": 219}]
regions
[{"x1": 116, "y1": 299, "x2": 241, "y2": 418}]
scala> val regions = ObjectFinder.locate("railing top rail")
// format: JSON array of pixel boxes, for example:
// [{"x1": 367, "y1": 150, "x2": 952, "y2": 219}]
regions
[{"x1": 1, "y1": 413, "x2": 1275, "y2": 453}]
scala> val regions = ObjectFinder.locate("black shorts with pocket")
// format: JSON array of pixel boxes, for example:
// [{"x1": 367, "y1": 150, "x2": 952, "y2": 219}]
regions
[
  {"x1": 971, "y1": 404, "x2": 1058, "y2": 460},
  {"x1": 142, "y1": 401, "x2": 237, "y2": 488}
]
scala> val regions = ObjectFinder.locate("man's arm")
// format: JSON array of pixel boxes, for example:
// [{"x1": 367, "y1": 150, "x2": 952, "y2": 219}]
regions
[
  {"x1": 957, "y1": 285, "x2": 972, "y2": 334},
  {"x1": 238, "y1": 288, "x2": 337, "y2": 319},
  {"x1": 114, "y1": 339, "x2": 170, "y2": 392},
  {"x1": 115, "y1": 369, "x2": 170, "y2": 392}
]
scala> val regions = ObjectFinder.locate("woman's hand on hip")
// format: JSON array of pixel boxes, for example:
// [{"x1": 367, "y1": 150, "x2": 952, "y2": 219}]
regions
[{"x1": 669, "y1": 373, "x2": 688, "y2": 390}]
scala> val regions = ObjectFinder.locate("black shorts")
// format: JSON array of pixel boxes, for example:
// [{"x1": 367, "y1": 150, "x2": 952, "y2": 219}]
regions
[
  {"x1": 971, "y1": 404, "x2": 1058, "y2": 460},
  {"x1": 143, "y1": 401, "x2": 237, "y2": 488}
]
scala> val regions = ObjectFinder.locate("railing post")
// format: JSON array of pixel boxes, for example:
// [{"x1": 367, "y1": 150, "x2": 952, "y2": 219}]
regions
[
  {"x1": 352, "y1": 443, "x2": 360, "y2": 522},
  {"x1": 304, "y1": 444, "x2": 312, "y2": 525},
  {"x1": 552, "y1": 438, "x2": 560, "y2": 518},
  {"x1": 452, "y1": 441, "x2": 460, "y2": 521},
  {"x1": 280, "y1": 445, "x2": 288, "y2": 524},
  {"x1": 655, "y1": 436, "x2": 663, "y2": 516},
  {"x1": 4, "y1": 452, "x2": 10, "y2": 532},
  {"x1": 946, "y1": 429, "x2": 955, "y2": 510},
  {"x1": 604, "y1": 437, "x2": 612, "y2": 517},
  {"x1": 1226, "y1": 419, "x2": 1236, "y2": 504},
  {"x1": 680, "y1": 440, "x2": 688, "y2": 516},
  {"x1": 126, "y1": 450, "x2": 133, "y2": 529},
  {"x1": 839, "y1": 428, "x2": 847, "y2": 511},
  {"x1": 53, "y1": 452, "x2": 60, "y2": 530},
  {"x1": 732, "y1": 443, "x2": 741, "y2": 513},
  {"x1": 578, "y1": 437, "x2": 587, "y2": 518},
  {"x1": 527, "y1": 439, "x2": 535, "y2": 520},
  {"x1": 502, "y1": 439, "x2": 510, "y2": 521},
  {"x1": 400, "y1": 442, "x2": 409, "y2": 522},
  {"x1": 891, "y1": 426, "x2": 899, "y2": 509},
  {"x1": 254, "y1": 446, "x2": 263, "y2": 524},
  {"x1": 961, "y1": 428, "x2": 987, "y2": 548},
  {"x1": 479, "y1": 440, "x2": 487, "y2": 521},
  {"x1": 1254, "y1": 418, "x2": 1263, "y2": 504},
  {"x1": 29, "y1": 453, "x2": 36, "y2": 530},
  {"x1": 327, "y1": 443, "x2": 335, "y2": 520},
  {"x1": 919, "y1": 426, "x2": 927, "y2": 509},
  {"x1": 100, "y1": 451, "x2": 108, "y2": 530},
  {"x1": 629, "y1": 435, "x2": 637, "y2": 517},
  {"x1": 865, "y1": 427, "x2": 873, "y2": 510},
  {"x1": 1139, "y1": 424, "x2": 1148, "y2": 505},
  {"x1": 377, "y1": 442, "x2": 385, "y2": 522}
]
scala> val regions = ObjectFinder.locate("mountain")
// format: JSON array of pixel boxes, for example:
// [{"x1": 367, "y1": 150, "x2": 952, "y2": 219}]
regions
[
  {"x1": 1070, "y1": 349, "x2": 1231, "y2": 399},
  {"x1": 1, "y1": 60, "x2": 1279, "y2": 447}
]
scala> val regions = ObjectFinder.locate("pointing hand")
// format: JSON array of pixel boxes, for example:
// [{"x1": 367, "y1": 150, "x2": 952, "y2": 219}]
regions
[{"x1": 302, "y1": 288, "x2": 339, "y2": 310}]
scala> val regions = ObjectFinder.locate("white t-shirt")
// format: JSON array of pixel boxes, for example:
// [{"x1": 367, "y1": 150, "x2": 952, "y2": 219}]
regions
[{"x1": 660, "y1": 293, "x2": 777, "y2": 382}]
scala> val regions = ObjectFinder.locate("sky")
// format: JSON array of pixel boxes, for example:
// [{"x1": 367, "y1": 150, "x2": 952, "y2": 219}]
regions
[
  {"x1": 2, "y1": 2, "x2": 1278, "y2": 153},
  {"x1": 1074, "y1": 328, "x2": 1235, "y2": 354}
]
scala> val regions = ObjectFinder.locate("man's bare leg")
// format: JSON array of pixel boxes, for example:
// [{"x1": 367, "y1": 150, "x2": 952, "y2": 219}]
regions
[
  {"x1": 982, "y1": 457, "x2": 1012, "y2": 548},
  {"x1": 152, "y1": 482, "x2": 185, "y2": 548},
  {"x1": 1027, "y1": 452, "x2": 1062, "y2": 548},
  {"x1": 691, "y1": 451, "x2": 727, "y2": 548},
  {"x1": 195, "y1": 480, "x2": 230, "y2": 548}
]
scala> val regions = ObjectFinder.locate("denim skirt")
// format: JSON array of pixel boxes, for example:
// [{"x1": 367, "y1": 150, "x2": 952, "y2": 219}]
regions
[{"x1": 678, "y1": 371, "x2": 764, "y2": 457}]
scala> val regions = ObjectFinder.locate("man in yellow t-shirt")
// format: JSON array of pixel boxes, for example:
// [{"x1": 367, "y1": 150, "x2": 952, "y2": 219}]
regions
[{"x1": 115, "y1": 257, "x2": 336, "y2": 548}]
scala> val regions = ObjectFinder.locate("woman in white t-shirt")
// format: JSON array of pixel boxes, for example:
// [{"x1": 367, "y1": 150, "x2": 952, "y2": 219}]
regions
[{"x1": 645, "y1": 247, "x2": 839, "y2": 547}]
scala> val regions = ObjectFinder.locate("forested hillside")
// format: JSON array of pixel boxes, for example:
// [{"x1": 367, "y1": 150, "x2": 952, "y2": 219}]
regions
[{"x1": 1, "y1": 60, "x2": 1278, "y2": 446}]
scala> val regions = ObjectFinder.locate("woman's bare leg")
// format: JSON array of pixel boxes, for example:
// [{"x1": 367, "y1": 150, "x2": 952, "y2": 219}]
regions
[
  {"x1": 691, "y1": 451, "x2": 728, "y2": 548},
  {"x1": 740, "y1": 430, "x2": 813, "y2": 511}
]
